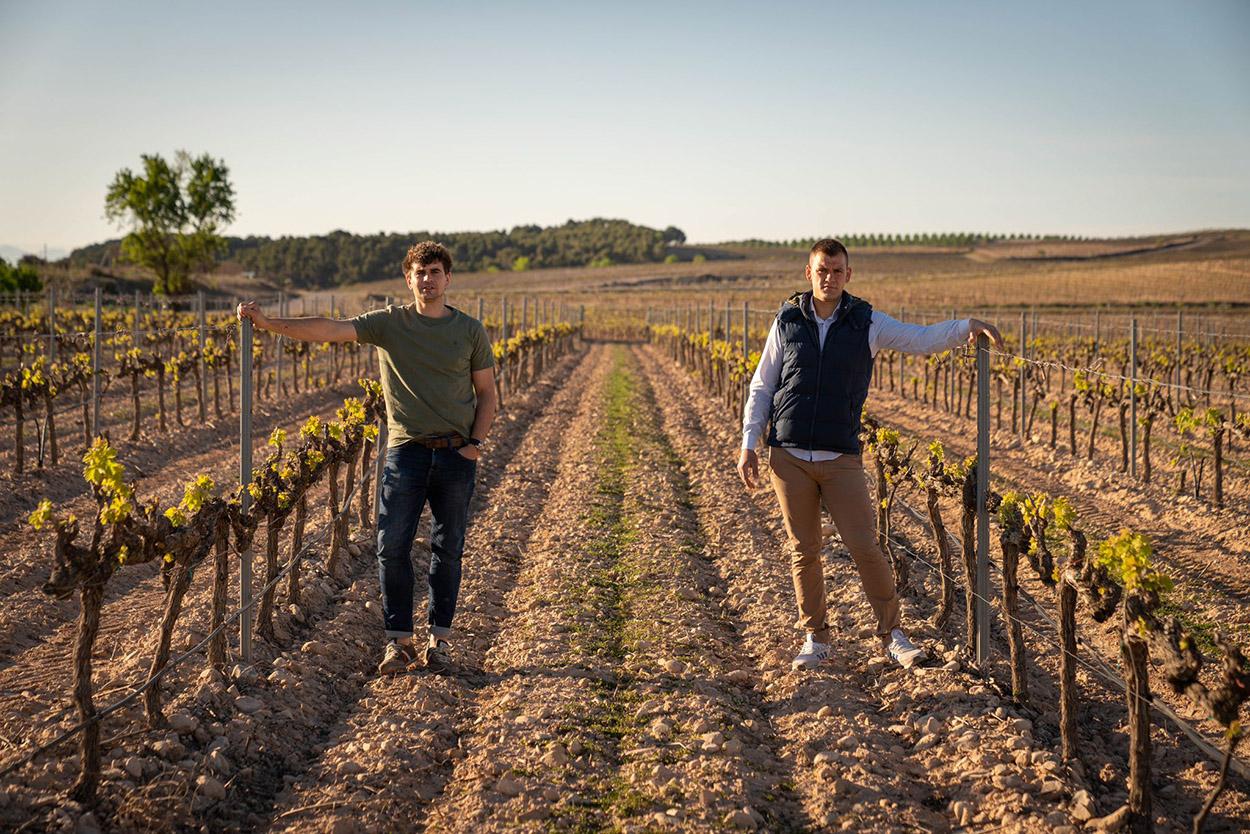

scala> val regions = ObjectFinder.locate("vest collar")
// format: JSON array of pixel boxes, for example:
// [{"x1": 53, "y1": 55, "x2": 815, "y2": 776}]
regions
[{"x1": 783, "y1": 290, "x2": 863, "y2": 324}]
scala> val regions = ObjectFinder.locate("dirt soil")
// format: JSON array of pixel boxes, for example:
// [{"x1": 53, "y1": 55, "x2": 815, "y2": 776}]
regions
[{"x1": 0, "y1": 342, "x2": 1246, "y2": 833}]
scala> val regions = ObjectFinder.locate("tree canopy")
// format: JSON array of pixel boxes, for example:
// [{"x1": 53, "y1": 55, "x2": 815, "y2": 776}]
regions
[
  {"x1": 104, "y1": 151, "x2": 236, "y2": 294},
  {"x1": 0, "y1": 257, "x2": 42, "y2": 292}
]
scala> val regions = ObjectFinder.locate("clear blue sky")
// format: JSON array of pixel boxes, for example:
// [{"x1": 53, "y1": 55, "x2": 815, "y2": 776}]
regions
[{"x1": 2, "y1": 0, "x2": 1248, "y2": 253}]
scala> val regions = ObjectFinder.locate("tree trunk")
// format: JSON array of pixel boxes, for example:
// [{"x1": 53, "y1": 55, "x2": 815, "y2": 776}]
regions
[
  {"x1": 340, "y1": 444, "x2": 359, "y2": 556},
  {"x1": 144, "y1": 560, "x2": 193, "y2": 727},
  {"x1": 287, "y1": 495, "x2": 308, "y2": 606},
  {"x1": 358, "y1": 436, "x2": 375, "y2": 529},
  {"x1": 129, "y1": 371, "x2": 141, "y2": 441},
  {"x1": 1000, "y1": 532, "x2": 1029, "y2": 705},
  {"x1": 873, "y1": 455, "x2": 895, "y2": 583},
  {"x1": 1118, "y1": 400, "x2": 1129, "y2": 472},
  {"x1": 45, "y1": 393, "x2": 58, "y2": 466},
  {"x1": 156, "y1": 367, "x2": 167, "y2": 432},
  {"x1": 326, "y1": 461, "x2": 344, "y2": 579},
  {"x1": 1058, "y1": 578, "x2": 1079, "y2": 761},
  {"x1": 961, "y1": 477, "x2": 977, "y2": 652},
  {"x1": 1123, "y1": 620, "x2": 1154, "y2": 833},
  {"x1": 207, "y1": 524, "x2": 230, "y2": 670},
  {"x1": 1212, "y1": 426, "x2": 1224, "y2": 508},
  {"x1": 1087, "y1": 398, "x2": 1103, "y2": 460},
  {"x1": 225, "y1": 350, "x2": 235, "y2": 413},
  {"x1": 1142, "y1": 416, "x2": 1154, "y2": 484},
  {"x1": 70, "y1": 583, "x2": 105, "y2": 804},
  {"x1": 1011, "y1": 376, "x2": 1020, "y2": 432},
  {"x1": 212, "y1": 365, "x2": 222, "y2": 419},
  {"x1": 193, "y1": 364, "x2": 207, "y2": 423},
  {"x1": 1068, "y1": 394, "x2": 1078, "y2": 457},
  {"x1": 80, "y1": 381, "x2": 91, "y2": 444},
  {"x1": 15, "y1": 393, "x2": 24, "y2": 475},
  {"x1": 927, "y1": 486, "x2": 954, "y2": 630},
  {"x1": 256, "y1": 516, "x2": 284, "y2": 641},
  {"x1": 996, "y1": 377, "x2": 1003, "y2": 429}
]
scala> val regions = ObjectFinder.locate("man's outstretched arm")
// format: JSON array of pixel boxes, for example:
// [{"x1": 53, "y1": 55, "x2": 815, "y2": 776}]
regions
[
  {"x1": 236, "y1": 301, "x2": 358, "y2": 343},
  {"x1": 738, "y1": 319, "x2": 783, "y2": 491}
]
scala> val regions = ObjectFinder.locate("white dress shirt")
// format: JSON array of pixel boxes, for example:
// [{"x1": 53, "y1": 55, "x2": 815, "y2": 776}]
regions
[{"x1": 742, "y1": 296, "x2": 971, "y2": 461}]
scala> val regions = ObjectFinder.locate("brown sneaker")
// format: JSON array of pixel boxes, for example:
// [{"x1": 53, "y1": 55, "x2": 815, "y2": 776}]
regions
[
  {"x1": 423, "y1": 639, "x2": 454, "y2": 674},
  {"x1": 377, "y1": 640, "x2": 419, "y2": 675}
]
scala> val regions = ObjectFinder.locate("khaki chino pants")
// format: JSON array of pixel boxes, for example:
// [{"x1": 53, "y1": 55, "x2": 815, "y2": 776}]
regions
[{"x1": 768, "y1": 448, "x2": 901, "y2": 644}]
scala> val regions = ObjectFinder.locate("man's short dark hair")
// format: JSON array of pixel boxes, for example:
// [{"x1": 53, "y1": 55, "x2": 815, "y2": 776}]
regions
[
  {"x1": 403, "y1": 241, "x2": 453, "y2": 276},
  {"x1": 809, "y1": 238, "x2": 849, "y2": 263}
]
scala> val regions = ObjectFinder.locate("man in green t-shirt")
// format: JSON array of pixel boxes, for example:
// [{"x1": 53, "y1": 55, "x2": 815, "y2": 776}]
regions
[{"x1": 236, "y1": 241, "x2": 497, "y2": 676}]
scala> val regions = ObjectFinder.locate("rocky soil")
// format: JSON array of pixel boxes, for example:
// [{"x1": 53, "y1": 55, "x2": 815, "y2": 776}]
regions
[{"x1": 0, "y1": 341, "x2": 1245, "y2": 833}]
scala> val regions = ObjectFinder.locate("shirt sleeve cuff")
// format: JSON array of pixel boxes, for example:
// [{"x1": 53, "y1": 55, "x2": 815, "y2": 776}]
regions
[{"x1": 742, "y1": 428, "x2": 761, "y2": 449}]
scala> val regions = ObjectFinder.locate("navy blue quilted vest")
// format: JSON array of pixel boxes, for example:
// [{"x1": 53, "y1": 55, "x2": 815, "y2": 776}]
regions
[{"x1": 766, "y1": 291, "x2": 874, "y2": 454}]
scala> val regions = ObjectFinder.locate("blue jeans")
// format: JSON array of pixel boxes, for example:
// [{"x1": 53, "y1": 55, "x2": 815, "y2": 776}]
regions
[{"x1": 376, "y1": 442, "x2": 477, "y2": 640}]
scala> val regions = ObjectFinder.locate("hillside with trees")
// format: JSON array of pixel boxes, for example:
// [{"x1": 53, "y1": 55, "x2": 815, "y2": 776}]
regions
[{"x1": 65, "y1": 219, "x2": 687, "y2": 289}]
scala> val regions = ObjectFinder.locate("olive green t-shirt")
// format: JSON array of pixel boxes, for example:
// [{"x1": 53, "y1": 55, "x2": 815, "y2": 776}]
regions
[{"x1": 351, "y1": 304, "x2": 494, "y2": 447}]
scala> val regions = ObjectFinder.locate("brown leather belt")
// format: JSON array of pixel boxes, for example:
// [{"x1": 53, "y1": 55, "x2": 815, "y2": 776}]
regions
[{"x1": 412, "y1": 434, "x2": 467, "y2": 450}]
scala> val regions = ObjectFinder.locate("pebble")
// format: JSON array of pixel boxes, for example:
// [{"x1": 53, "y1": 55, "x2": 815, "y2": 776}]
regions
[
  {"x1": 196, "y1": 775, "x2": 226, "y2": 801},
  {"x1": 123, "y1": 757, "x2": 145, "y2": 779},
  {"x1": 329, "y1": 818, "x2": 359, "y2": 834},
  {"x1": 541, "y1": 744, "x2": 569, "y2": 767},
  {"x1": 663, "y1": 659, "x2": 688, "y2": 675},
  {"x1": 207, "y1": 749, "x2": 233, "y2": 776},
  {"x1": 167, "y1": 712, "x2": 198, "y2": 735},
  {"x1": 725, "y1": 809, "x2": 758, "y2": 830},
  {"x1": 816, "y1": 705, "x2": 834, "y2": 719},
  {"x1": 941, "y1": 659, "x2": 960, "y2": 672},
  {"x1": 701, "y1": 731, "x2": 725, "y2": 752},
  {"x1": 723, "y1": 738, "x2": 744, "y2": 755},
  {"x1": 913, "y1": 734, "x2": 938, "y2": 751},
  {"x1": 229, "y1": 664, "x2": 258, "y2": 685},
  {"x1": 725, "y1": 669, "x2": 752, "y2": 685},
  {"x1": 74, "y1": 813, "x2": 101, "y2": 834},
  {"x1": 950, "y1": 800, "x2": 974, "y2": 827},
  {"x1": 152, "y1": 739, "x2": 184, "y2": 761},
  {"x1": 495, "y1": 775, "x2": 523, "y2": 797},
  {"x1": 234, "y1": 696, "x2": 264, "y2": 714}
]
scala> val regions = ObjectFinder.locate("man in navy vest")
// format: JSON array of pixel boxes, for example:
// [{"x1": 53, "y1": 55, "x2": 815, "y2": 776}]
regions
[{"x1": 738, "y1": 238, "x2": 1002, "y2": 670}]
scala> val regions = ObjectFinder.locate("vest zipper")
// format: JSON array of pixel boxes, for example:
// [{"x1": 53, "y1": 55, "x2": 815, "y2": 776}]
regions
[{"x1": 807, "y1": 313, "x2": 822, "y2": 453}]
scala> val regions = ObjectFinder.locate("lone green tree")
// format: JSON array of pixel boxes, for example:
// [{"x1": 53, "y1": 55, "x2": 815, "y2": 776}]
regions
[
  {"x1": 0, "y1": 257, "x2": 42, "y2": 292},
  {"x1": 104, "y1": 151, "x2": 236, "y2": 294}
]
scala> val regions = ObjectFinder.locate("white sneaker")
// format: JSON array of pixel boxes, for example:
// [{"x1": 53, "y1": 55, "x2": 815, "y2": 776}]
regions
[
  {"x1": 886, "y1": 629, "x2": 924, "y2": 669},
  {"x1": 792, "y1": 634, "x2": 831, "y2": 670}
]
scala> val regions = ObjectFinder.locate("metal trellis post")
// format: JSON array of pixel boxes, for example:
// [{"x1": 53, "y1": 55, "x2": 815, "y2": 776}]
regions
[
  {"x1": 92, "y1": 288, "x2": 102, "y2": 436},
  {"x1": 975, "y1": 332, "x2": 991, "y2": 665},
  {"x1": 1130, "y1": 318, "x2": 1138, "y2": 479},
  {"x1": 239, "y1": 317, "x2": 254, "y2": 663}
]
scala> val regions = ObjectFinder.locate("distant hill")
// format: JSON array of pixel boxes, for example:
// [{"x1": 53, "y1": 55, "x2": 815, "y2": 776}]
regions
[
  {"x1": 64, "y1": 218, "x2": 687, "y2": 289},
  {"x1": 1, "y1": 245, "x2": 68, "y2": 263}
]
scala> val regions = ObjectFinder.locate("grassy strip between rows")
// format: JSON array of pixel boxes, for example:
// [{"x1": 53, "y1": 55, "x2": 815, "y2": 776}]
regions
[{"x1": 554, "y1": 346, "x2": 648, "y2": 833}]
